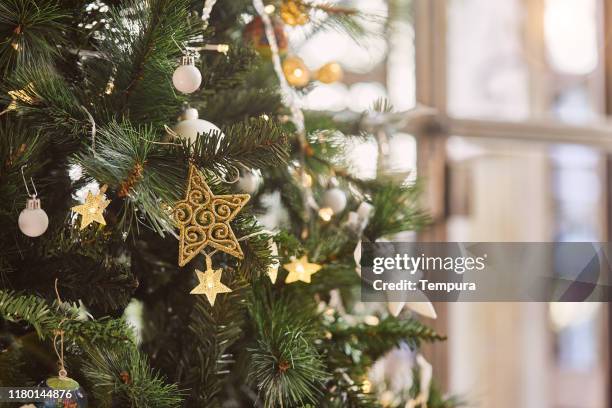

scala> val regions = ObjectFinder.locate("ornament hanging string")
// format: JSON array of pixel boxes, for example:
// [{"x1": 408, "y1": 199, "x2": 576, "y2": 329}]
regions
[
  {"x1": 20, "y1": 164, "x2": 38, "y2": 198},
  {"x1": 204, "y1": 253, "x2": 213, "y2": 270},
  {"x1": 138, "y1": 125, "x2": 183, "y2": 146},
  {"x1": 218, "y1": 164, "x2": 240, "y2": 184},
  {"x1": 81, "y1": 105, "x2": 96, "y2": 156},
  {"x1": 53, "y1": 278, "x2": 69, "y2": 379}
]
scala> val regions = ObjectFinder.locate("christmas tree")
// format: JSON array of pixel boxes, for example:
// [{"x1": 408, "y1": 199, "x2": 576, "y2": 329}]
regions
[{"x1": 0, "y1": 1, "x2": 458, "y2": 407}]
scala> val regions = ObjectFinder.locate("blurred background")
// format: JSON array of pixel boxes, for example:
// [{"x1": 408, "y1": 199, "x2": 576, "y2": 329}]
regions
[{"x1": 289, "y1": 0, "x2": 611, "y2": 407}]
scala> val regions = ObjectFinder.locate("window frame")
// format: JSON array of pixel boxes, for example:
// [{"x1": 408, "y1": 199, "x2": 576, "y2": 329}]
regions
[{"x1": 412, "y1": 0, "x2": 612, "y2": 406}]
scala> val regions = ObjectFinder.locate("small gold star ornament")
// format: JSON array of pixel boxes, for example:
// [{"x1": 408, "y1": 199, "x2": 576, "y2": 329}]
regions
[
  {"x1": 173, "y1": 164, "x2": 250, "y2": 266},
  {"x1": 71, "y1": 185, "x2": 111, "y2": 230},
  {"x1": 190, "y1": 257, "x2": 232, "y2": 306},
  {"x1": 284, "y1": 255, "x2": 322, "y2": 284}
]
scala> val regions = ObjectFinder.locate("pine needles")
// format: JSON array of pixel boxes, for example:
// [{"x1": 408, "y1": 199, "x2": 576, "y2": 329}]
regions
[
  {"x1": 0, "y1": 0, "x2": 68, "y2": 76},
  {"x1": 82, "y1": 345, "x2": 183, "y2": 408},
  {"x1": 248, "y1": 290, "x2": 328, "y2": 407}
]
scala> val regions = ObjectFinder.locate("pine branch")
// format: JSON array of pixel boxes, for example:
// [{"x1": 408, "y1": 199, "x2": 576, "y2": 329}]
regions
[
  {"x1": 319, "y1": 370, "x2": 380, "y2": 408},
  {"x1": 8, "y1": 227, "x2": 138, "y2": 314},
  {"x1": 178, "y1": 274, "x2": 247, "y2": 407},
  {"x1": 74, "y1": 117, "x2": 289, "y2": 235},
  {"x1": 73, "y1": 119, "x2": 184, "y2": 235},
  {"x1": 0, "y1": 291, "x2": 133, "y2": 346},
  {"x1": 0, "y1": 118, "x2": 45, "y2": 218},
  {"x1": 197, "y1": 87, "x2": 282, "y2": 126},
  {"x1": 247, "y1": 289, "x2": 328, "y2": 408},
  {"x1": 197, "y1": 45, "x2": 260, "y2": 96},
  {"x1": 234, "y1": 217, "x2": 275, "y2": 282},
  {"x1": 326, "y1": 316, "x2": 445, "y2": 362},
  {"x1": 186, "y1": 116, "x2": 289, "y2": 173},
  {"x1": 0, "y1": 0, "x2": 68, "y2": 75},
  {"x1": 427, "y1": 383, "x2": 466, "y2": 408},
  {"x1": 94, "y1": 0, "x2": 199, "y2": 126},
  {"x1": 81, "y1": 345, "x2": 183, "y2": 408},
  {"x1": 0, "y1": 64, "x2": 87, "y2": 139},
  {"x1": 304, "y1": 111, "x2": 362, "y2": 136},
  {"x1": 364, "y1": 180, "x2": 430, "y2": 241}
]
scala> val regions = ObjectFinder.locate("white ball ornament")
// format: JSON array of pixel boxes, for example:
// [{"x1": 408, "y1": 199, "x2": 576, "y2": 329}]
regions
[
  {"x1": 173, "y1": 108, "x2": 223, "y2": 145},
  {"x1": 323, "y1": 187, "x2": 347, "y2": 214},
  {"x1": 172, "y1": 57, "x2": 202, "y2": 94},
  {"x1": 182, "y1": 107, "x2": 199, "y2": 121},
  {"x1": 357, "y1": 202, "x2": 374, "y2": 219},
  {"x1": 18, "y1": 197, "x2": 49, "y2": 237},
  {"x1": 237, "y1": 170, "x2": 262, "y2": 194}
]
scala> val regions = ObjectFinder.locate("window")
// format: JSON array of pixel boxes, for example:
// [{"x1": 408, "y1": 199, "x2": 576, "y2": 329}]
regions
[{"x1": 413, "y1": 1, "x2": 611, "y2": 407}]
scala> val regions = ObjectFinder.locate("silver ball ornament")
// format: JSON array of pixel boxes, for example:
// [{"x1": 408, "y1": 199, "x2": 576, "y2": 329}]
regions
[
  {"x1": 18, "y1": 197, "x2": 49, "y2": 237},
  {"x1": 323, "y1": 187, "x2": 347, "y2": 214},
  {"x1": 172, "y1": 61, "x2": 202, "y2": 94}
]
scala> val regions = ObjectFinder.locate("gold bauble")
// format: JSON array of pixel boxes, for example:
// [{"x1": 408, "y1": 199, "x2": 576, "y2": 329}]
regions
[
  {"x1": 282, "y1": 56, "x2": 310, "y2": 88},
  {"x1": 316, "y1": 62, "x2": 343, "y2": 84},
  {"x1": 280, "y1": 0, "x2": 310, "y2": 26}
]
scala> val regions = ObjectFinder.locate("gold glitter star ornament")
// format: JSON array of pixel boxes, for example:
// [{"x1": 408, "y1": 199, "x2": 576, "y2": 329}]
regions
[
  {"x1": 173, "y1": 164, "x2": 250, "y2": 266},
  {"x1": 190, "y1": 258, "x2": 232, "y2": 306},
  {"x1": 71, "y1": 185, "x2": 111, "y2": 230},
  {"x1": 284, "y1": 255, "x2": 322, "y2": 284}
]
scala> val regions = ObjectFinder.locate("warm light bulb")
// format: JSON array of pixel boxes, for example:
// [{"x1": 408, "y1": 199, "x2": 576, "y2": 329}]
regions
[
  {"x1": 282, "y1": 56, "x2": 310, "y2": 87},
  {"x1": 105, "y1": 81, "x2": 114, "y2": 94},
  {"x1": 363, "y1": 315, "x2": 380, "y2": 326},
  {"x1": 217, "y1": 44, "x2": 230, "y2": 54},
  {"x1": 295, "y1": 263, "x2": 305, "y2": 274},
  {"x1": 318, "y1": 207, "x2": 333, "y2": 222},
  {"x1": 316, "y1": 62, "x2": 343, "y2": 84},
  {"x1": 361, "y1": 379, "x2": 372, "y2": 394}
]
